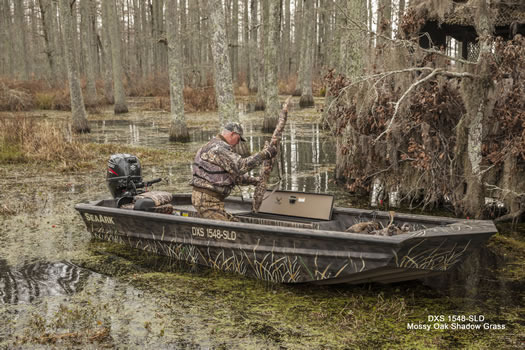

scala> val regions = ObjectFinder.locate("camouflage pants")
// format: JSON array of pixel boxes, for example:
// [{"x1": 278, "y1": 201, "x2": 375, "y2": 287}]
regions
[{"x1": 191, "y1": 189, "x2": 238, "y2": 222}]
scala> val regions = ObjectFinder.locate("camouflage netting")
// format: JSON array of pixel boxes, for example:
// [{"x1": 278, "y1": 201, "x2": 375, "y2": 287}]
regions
[
  {"x1": 405, "y1": 0, "x2": 525, "y2": 31},
  {"x1": 324, "y1": 33, "x2": 525, "y2": 218}
]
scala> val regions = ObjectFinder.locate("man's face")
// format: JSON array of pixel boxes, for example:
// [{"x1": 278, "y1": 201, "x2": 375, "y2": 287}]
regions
[
  {"x1": 224, "y1": 131, "x2": 240, "y2": 146},
  {"x1": 231, "y1": 132, "x2": 241, "y2": 146}
]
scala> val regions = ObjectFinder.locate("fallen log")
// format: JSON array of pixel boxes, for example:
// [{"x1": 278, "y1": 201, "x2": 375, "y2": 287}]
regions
[{"x1": 252, "y1": 96, "x2": 292, "y2": 212}]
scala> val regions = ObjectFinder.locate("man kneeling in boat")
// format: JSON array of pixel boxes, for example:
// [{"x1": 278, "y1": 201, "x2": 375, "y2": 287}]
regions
[{"x1": 190, "y1": 122, "x2": 277, "y2": 221}]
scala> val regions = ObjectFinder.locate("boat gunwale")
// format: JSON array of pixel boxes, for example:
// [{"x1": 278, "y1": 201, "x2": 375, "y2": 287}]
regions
[{"x1": 75, "y1": 197, "x2": 497, "y2": 245}]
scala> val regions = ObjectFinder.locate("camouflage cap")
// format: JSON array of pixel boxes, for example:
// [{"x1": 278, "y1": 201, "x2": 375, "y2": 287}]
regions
[{"x1": 224, "y1": 122, "x2": 247, "y2": 142}]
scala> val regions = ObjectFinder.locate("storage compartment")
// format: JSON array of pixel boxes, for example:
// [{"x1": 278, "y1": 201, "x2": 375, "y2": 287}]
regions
[{"x1": 257, "y1": 190, "x2": 334, "y2": 221}]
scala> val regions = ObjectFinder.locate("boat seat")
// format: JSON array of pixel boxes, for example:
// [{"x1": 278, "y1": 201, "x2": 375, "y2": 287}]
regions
[{"x1": 120, "y1": 191, "x2": 174, "y2": 214}]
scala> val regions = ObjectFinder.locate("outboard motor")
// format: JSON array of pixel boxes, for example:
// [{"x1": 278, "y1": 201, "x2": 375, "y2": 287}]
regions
[
  {"x1": 106, "y1": 154, "x2": 170, "y2": 213},
  {"x1": 106, "y1": 153, "x2": 143, "y2": 198}
]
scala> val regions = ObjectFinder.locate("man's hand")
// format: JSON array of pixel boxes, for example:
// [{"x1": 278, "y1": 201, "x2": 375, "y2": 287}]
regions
[
  {"x1": 249, "y1": 176, "x2": 262, "y2": 185},
  {"x1": 262, "y1": 143, "x2": 278, "y2": 159}
]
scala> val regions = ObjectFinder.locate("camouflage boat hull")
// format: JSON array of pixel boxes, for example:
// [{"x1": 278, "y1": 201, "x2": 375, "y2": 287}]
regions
[{"x1": 75, "y1": 194, "x2": 497, "y2": 284}]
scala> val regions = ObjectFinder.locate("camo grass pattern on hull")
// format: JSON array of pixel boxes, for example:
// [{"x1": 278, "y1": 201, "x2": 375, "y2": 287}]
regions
[{"x1": 89, "y1": 224, "x2": 467, "y2": 283}]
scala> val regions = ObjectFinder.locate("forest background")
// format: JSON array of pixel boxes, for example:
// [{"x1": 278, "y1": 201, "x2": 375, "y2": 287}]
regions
[{"x1": 1, "y1": 0, "x2": 524, "y2": 222}]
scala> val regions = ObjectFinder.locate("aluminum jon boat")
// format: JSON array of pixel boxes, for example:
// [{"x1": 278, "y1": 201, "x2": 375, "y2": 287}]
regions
[{"x1": 75, "y1": 190, "x2": 497, "y2": 285}]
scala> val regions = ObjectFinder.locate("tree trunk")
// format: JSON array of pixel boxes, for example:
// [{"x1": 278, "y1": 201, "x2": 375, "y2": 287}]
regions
[
  {"x1": 167, "y1": 0, "x2": 189, "y2": 142},
  {"x1": 14, "y1": 0, "x2": 30, "y2": 79},
  {"x1": 157, "y1": 0, "x2": 167, "y2": 72},
  {"x1": 455, "y1": 0, "x2": 495, "y2": 218},
  {"x1": 313, "y1": 0, "x2": 319, "y2": 70},
  {"x1": 368, "y1": 0, "x2": 373, "y2": 54},
  {"x1": 299, "y1": 0, "x2": 314, "y2": 108},
  {"x1": 141, "y1": 0, "x2": 151, "y2": 77},
  {"x1": 201, "y1": 0, "x2": 212, "y2": 84},
  {"x1": 181, "y1": 0, "x2": 188, "y2": 63},
  {"x1": 125, "y1": 0, "x2": 131, "y2": 73},
  {"x1": 81, "y1": 0, "x2": 97, "y2": 105},
  {"x1": 282, "y1": 0, "x2": 290, "y2": 80},
  {"x1": 377, "y1": 0, "x2": 392, "y2": 48},
  {"x1": 255, "y1": 0, "x2": 267, "y2": 110},
  {"x1": 132, "y1": 0, "x2": 142, "y2": 77},
  {"x1": 262, "y1": 0, "x2": 281, "y2": 131},
  {"x1": 191, "y1": 0, "x2": 203, "y2": 86},
  {"x1": 327, "y1": 0, "x2": 338, "y2": 70},
  {"x1": 293, "y1": 0, "x2": 303, "y2": 85},
  {"x1": 38, "y1": 0, "x2": 58, "y2": 82},
  {"x1": 225, "y1": 0, "x2": 231, "y2": 73},
  {"x1": 207, "y1": 0, "x2": 238, "y2": 125},
  {"x1": 98, "y1": 35, "x2": 114, "y2": 103},
  {"x1": 232, "y1": 0, "x2": 239, "y2": 84},
  {"x1": 105, "y1": 0, "x2": 128, "y2": 114},
  {"x1": 28, "y1": 0, "x2": 37, "y2": 78},
  {"x1": 294, "y1": 0, "x2": 305, "y2": 96},
  {"x1": 340, "y1": 0, "x2": 366, "y2": 78},
  {"x1": 100, "y1": 0, "x2": 114, "y2": 103},
  {"x1": 59, "y1": 0, "x2": 90, "y2": 133},
  {"x1": 152, "y1": 0, "x2": 160, "y2": 73},
  {"x1": 243, "y1": 0, "x2": 250, "y2": 87},
  {"x1": 398, "y1": 0, "x2": 406, "y2": 33},
  {"x1": 248, "y1": 0, "x2": 258, "y2": 91},
  {"x1": 0, "y1": 0, "x2": 13, "y2": 76},
  {"x1": 71, "y1": 1, "x2": 80, "y2": 71},
  {"x1": 52, "y1": 0, "x2": 67, "y2": 80},
  {"x1": 316, "y1": 0, "x2": 325, "y2": 73}
]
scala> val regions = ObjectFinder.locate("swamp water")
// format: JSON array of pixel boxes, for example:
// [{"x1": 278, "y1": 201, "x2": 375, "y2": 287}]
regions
[{"x1": 0, "y1": 98, "x2": 523, "y2": 348}]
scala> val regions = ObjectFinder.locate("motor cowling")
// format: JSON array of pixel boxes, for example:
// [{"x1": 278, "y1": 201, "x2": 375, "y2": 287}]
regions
[{"x1": 106, "y1": 154, "x2": 143, "y2": 198}]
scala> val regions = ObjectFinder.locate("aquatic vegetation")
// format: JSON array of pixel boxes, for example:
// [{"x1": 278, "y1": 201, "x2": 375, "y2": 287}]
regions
[
  {"x1": 0, "y1": 116, "x2": 89, "y2": 166},
  {"x1": 0, "y1": 116, "x2": 192, "y2": 176},
  {"x1": 487, "y1": 233, "x2": 525, "y2": 282},
  {"x1": 62, "y1": 239, "x2": 523, "y2": 349},
  {"x1": 0, "y1": 80, "x2": 34, "y2": 111},
  {"x1": 34, "y1": 92, "x2": 56, "y2": 110},
  {"x1": 0, "y1": 141, "x2": 25, "y2": 163}
]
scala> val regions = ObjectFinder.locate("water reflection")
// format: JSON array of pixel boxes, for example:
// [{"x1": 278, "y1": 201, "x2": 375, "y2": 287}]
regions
[
  {"x1": 0, "y1": 260, "x2": 91, "y2": 304},
  {"x1": 424, "y1": 246, "x2": 520, "y2": 312},
  {"x1": 279, "y1": 121, "x2": 334, "y2": 193},
  {"x1": 189, "y1": 128, "x2": 216, "y2": 143}
]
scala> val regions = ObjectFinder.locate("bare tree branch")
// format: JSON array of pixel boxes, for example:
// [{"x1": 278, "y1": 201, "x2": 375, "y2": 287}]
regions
[{"x1": 373, "y1": 68, "x2": 475, "y2": 143}]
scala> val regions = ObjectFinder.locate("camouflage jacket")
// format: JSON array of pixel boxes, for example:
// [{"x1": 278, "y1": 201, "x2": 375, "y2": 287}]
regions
[{"x1": 190, "y1": 134, "x2": 264, "y2": 197}]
